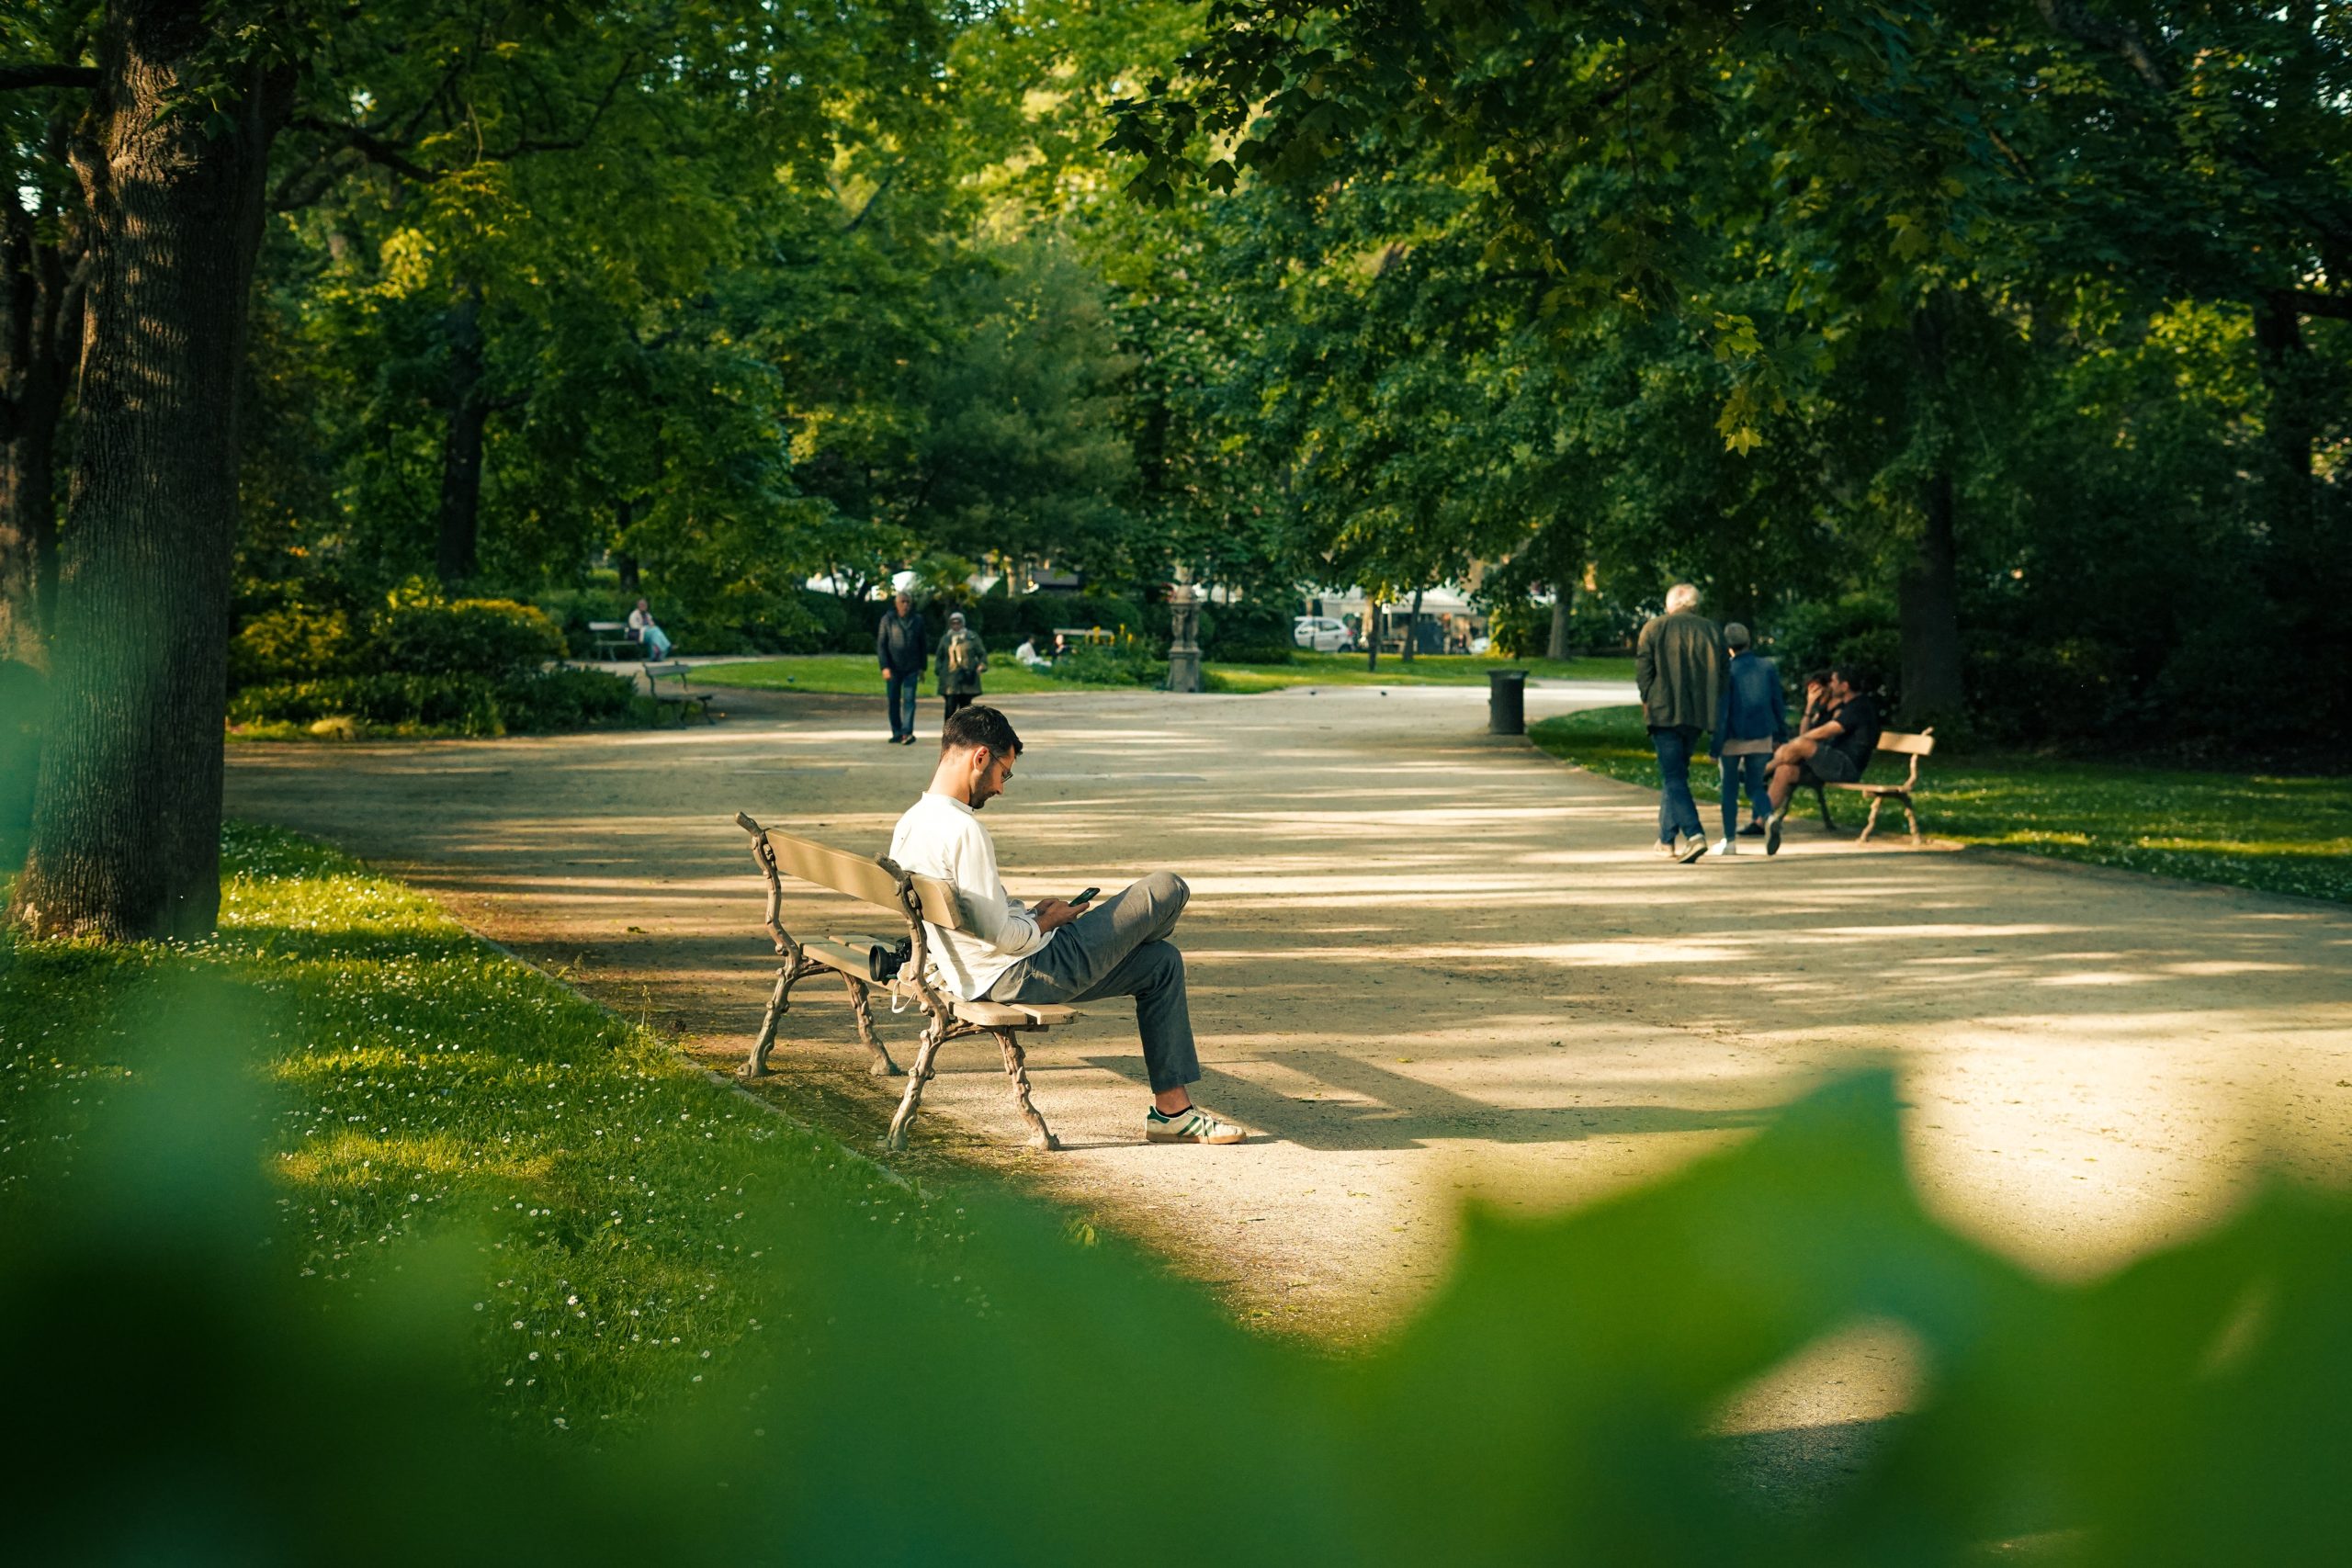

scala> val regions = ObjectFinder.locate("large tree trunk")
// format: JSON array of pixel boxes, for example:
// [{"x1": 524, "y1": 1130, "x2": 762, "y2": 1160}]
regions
[
  {"x1": 1399, "y1": 588, "x2": 1422, "y2": 664},
  {"x1": 7, "y1": 4, "x2": 290, "y2": 942},
  {"x1": 1546, "y1": 593, "x2": 1571, "y2": 660},
  {"x1": 435, "y1": 283, "x2": 488, "y2": 584},
  {"x1": 1898, "y1": 300, "x2": 1964, "y2": 728}
]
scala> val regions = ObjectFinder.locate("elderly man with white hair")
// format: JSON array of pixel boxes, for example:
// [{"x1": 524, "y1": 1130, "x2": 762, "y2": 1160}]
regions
[{"x1": 1634, "y1": 581, "x2": 1728, "y2": 863}]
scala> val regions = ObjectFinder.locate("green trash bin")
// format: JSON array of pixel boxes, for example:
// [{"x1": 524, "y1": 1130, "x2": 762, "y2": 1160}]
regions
[{"x1": 1487, "y1": 669, "x2": 1527, "y2": 735}]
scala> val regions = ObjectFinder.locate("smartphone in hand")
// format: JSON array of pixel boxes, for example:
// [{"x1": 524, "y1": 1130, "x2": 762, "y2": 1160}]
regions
[{"x1": 1069, "y1": 887, "x2": 1100, "y2": 906}]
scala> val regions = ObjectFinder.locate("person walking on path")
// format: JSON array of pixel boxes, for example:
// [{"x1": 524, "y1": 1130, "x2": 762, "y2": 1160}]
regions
[
  {"x1": 1634, "y1": 582, "x2": 1727, "y2": 863},
  {"x1": 627, "y1": 598, "x2": 673, "y2": 660},
  {"x1": 887, "y1": 704, "x2": 1246, "y2": 1145},
  {"x1": 876, "y1": 590, "x2": 928, "y2": 745},
  {"x1": 1712, "y1": 622, "x2": 1787, "y2": 854},
  {"x1": 934, "y1": 610, "x2": 989, "y2": 723}
]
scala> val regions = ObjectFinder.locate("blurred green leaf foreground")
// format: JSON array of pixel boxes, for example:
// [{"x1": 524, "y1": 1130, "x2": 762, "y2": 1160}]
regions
[{"x1": 3, "y1": 826, "x2": 2346, "y2": 1562}]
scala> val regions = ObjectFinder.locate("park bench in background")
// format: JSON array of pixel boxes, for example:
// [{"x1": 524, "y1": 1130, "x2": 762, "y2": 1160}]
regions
[
  {"x1": 1051, "y1": 625, "x2": 1115, "y2": 647},
  {"x1": 735, "y1": 812, "x2": 1078, "y2": 1150},
  {"x1": 641, "y1": 660, "x2": 718, "y2": 724},
  {"x1": 588, "y1": 620, "x2": 638, "y2": 660},
  {"x1": 1810, "y1": 727, "x2": 1936, "y2": 843}
]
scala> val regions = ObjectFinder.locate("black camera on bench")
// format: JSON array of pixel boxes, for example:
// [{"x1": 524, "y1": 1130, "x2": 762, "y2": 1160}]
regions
[{"x1": 867, "y1": 937, "x2": 912, "y2": 984}]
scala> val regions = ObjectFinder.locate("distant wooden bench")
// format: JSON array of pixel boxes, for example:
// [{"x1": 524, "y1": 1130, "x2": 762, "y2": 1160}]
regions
[
  {"x1": 1809, "y1": 728, "x2": 1935, "y2": 842},
  {"x1": 641, "y1": 660, "x2": 718, "y2": 724},
  {"x1": 1050, "y1": 625, "x2": 1115, "y2": 647},
  {"x1": 588, "y1": 620, "x2": 639, "y2": 660},
  {"x1": 735, "y1": 812, "x2": 1079, "y2": 1151}
]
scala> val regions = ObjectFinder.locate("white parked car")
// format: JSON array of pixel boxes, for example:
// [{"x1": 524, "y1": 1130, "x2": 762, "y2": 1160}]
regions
[{"x1": 1293, "y1": 615, "x2": 1355, "y2": 653}]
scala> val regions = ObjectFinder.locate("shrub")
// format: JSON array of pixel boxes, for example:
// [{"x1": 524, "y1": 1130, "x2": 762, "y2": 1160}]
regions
[
  {"x1": 227, "y1": 668, "x2": 641, "y2": 738},
  {"x1": 229, "y1": 605, "x2": 357, "y2": 685},
  {"x1": 1200, "y1": 600, "x2": 1297, "y2": 664},
  {"x1": 1046, "y1": 635, "x2": 1156, "y2": 686},
  {"x1": 369, "y1": 586, "x2": 565, "y2": 679}
]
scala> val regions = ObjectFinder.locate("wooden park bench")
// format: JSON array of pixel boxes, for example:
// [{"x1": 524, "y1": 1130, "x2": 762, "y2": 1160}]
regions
[
  {"x1": 641, "y1": 660, "x2": 718, "y2": 725},
  {"x1": 735, "y1": 812, "x2": 1079, "y2": 1151},
  {"x1": 588, "y1": 620, "x2": 639, "y2": 660},
  {"x1": 1808, "y1": 728, "x2": 1936, "y2": 843}
]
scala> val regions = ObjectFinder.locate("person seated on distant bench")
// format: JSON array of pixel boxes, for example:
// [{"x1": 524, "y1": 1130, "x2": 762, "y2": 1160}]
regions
[
  {"x1": 627, "y1": 598, "x2": 673, "y2": 660},
  {"x1": 1013, "y1": 636, "x2": 1049, "y2": 669},
  {"x1": 887, "y1": 704, "x2": 1245, "y2": 1145},
  {"x1": 1762, "y1": 665, "x2": 1881, "y2": 855}
]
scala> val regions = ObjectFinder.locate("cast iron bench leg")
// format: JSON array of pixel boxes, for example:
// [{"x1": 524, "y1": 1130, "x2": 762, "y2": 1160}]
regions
[
  {"x1": 842, "y1": 972, "x2": 899, "y2": 1077},
  {"x1": 885, "y1": 1020, "x2": 949, "y2": 1151},
  {"x1": 994, "y1": 1028, "x2": 1058, "y2": 1151}
]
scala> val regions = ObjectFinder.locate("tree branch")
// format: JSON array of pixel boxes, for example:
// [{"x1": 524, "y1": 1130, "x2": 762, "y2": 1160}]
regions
[
  {"x1": 0, "y1": 64, "x2": 99, "y2": 94},
  {"x1": 2033, "y1": 0, "x2": 2168, "y2": 92},
  {"x1": 289, "y1": 116, "x2": 444, "y2": 183}
]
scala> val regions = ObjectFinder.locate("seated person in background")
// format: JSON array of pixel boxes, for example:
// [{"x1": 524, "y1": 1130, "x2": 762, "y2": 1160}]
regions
[
  {"x1": 1762, "y1": 665, "x2": 1882, "y2": 855},
  {"x1": 1051, "y1": 633, "x2": 1070, "y2": 660},
  {"x1": 888, "y1": 705, "x2": 1245, "y2": 1145},
  {"x1": 1797, "y1": 669, "x2": 1834, "y2": 734},
  {"x1": 627, "y1": 598, "x2": 673, "y2": 660},
  {"x1": 1013, "y1": 635, "x2": 1048, "y2": 668}
]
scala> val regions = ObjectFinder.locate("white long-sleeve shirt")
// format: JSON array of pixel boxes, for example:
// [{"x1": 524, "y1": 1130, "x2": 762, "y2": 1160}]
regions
[{"x1": 887, "y1": 790, "x2": 1055, "y2": 998}]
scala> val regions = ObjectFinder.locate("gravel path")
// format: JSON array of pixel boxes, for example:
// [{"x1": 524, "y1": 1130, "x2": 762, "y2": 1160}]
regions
[{"x1": 226, "y1": 681, "x2": 2352, "y2": 1466}]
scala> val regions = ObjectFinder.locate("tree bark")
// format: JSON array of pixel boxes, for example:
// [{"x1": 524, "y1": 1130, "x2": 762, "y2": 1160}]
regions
[
  {"x1": 7, "y1": 3, "x2": 292, "y2": 941},
  {"x1": 1399, "y1": 588, "x2": 1422, "y2": 663},
  {"x1": 1546, "y1": 593, "x2": 1571, "y2": 660},
  {"x1": 435, "y1": 282, "x2": 488, "y2": 584},
  {"x1": 1897, "y1": 300, "x2": 1965, "y2": 728}
]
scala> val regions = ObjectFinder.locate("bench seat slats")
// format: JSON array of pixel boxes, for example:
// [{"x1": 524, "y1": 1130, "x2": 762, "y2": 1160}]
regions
[{"x1": 794, "y1": 939, "x2": 1073, "y2": 1029}]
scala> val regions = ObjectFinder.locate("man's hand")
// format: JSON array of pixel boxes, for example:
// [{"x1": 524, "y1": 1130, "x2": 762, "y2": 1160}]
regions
[{"x1": 1031, "y1": 897, "x2": 1086, "y2": 931}]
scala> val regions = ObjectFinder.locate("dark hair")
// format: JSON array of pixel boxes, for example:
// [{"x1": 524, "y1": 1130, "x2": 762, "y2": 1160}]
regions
[
  {"x1": 1805, "y1": 669, "x2": 1834, "y2": 688},
  {"x1": 1826, "y1": 665, "x2": 1870, "y2": 693},
  {"x1": 942, "y1": 704, "x2": 1022, "y2": 757}
]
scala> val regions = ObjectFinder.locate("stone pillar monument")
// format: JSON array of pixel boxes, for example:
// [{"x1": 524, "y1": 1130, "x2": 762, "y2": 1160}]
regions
[{"x1": 1165, "y1": 573, "x2": 1203, "y2": 694}]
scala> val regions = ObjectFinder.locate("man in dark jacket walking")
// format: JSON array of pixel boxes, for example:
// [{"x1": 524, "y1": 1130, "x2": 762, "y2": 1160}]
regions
[
  {"x1": 1634, "y1": 582, "x2": 1727, "y2": 863},
  {"x1": 1711, "y1": 622, "x2": 1787, "y2": 853},
  {"x1": 876, "y1": 589, "x2": 928, "y2": 744}
]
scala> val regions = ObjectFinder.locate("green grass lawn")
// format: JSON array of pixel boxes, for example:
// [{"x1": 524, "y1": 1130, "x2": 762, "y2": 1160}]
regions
[
  {"x1": 0, "y1": 824, "x2": 968, "y2": 1431},
  {"x1": 696, "y1": 650, "x2": 1636, "y2": 696},
  {"x1": 1529, "y1": 705, "x2": 2352, "y2": 905}
]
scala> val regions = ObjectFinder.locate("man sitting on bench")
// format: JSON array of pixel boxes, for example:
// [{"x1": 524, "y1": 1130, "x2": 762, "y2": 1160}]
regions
[
  {"x1": 888, "y1": 705, "x2": 1245, "y2": 1145},
  {"x1": 1762, "y1": 665, "x2": 1882, "y2": 855}
]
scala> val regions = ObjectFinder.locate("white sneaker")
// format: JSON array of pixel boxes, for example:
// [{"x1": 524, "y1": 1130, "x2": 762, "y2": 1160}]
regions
[
  {"x1": 1675, "y1": 834, "x2": 1709, "y2": 863},
  {"x1": 1715, "y1": 837, "x2": 1737, "y2": 856},
  {"x1": 1146, "y1": 1104, "x2": 1247, "y2": 1145}
]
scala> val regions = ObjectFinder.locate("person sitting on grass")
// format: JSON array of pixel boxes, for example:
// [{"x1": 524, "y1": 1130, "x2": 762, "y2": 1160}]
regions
[
  {"x1": 887, "y1": 704, "x2": 1245, "y2": 1145},
  {"x1": 1762, "y1": 665, "x2": 1883, "y2": 855}
]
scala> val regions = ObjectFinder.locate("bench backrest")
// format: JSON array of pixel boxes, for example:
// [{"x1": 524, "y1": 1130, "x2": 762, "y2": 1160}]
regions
[
  {"x1": 642, "y1": 660, "x2": 691, "y2": 678},
  {"x1": 1877, "y1": 728, "x2": 1935, "y2": 757},
  {"x1": 588, "y1": 620, "x2": 628, "y2": 633},
  {"x1": 753, "y1": 826, "x2": 967, "y2": 931}
]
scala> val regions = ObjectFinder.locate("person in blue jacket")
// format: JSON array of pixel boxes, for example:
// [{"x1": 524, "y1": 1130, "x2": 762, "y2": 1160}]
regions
[{"x1": 1711, "y1": 622, "x2": 1786, "y2": 853}]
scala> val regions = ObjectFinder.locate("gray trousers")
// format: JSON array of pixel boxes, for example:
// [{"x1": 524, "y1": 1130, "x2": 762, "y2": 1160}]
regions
[{"x1": 984, "y1": 871, "x2": 1199, "y2": 1093}]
